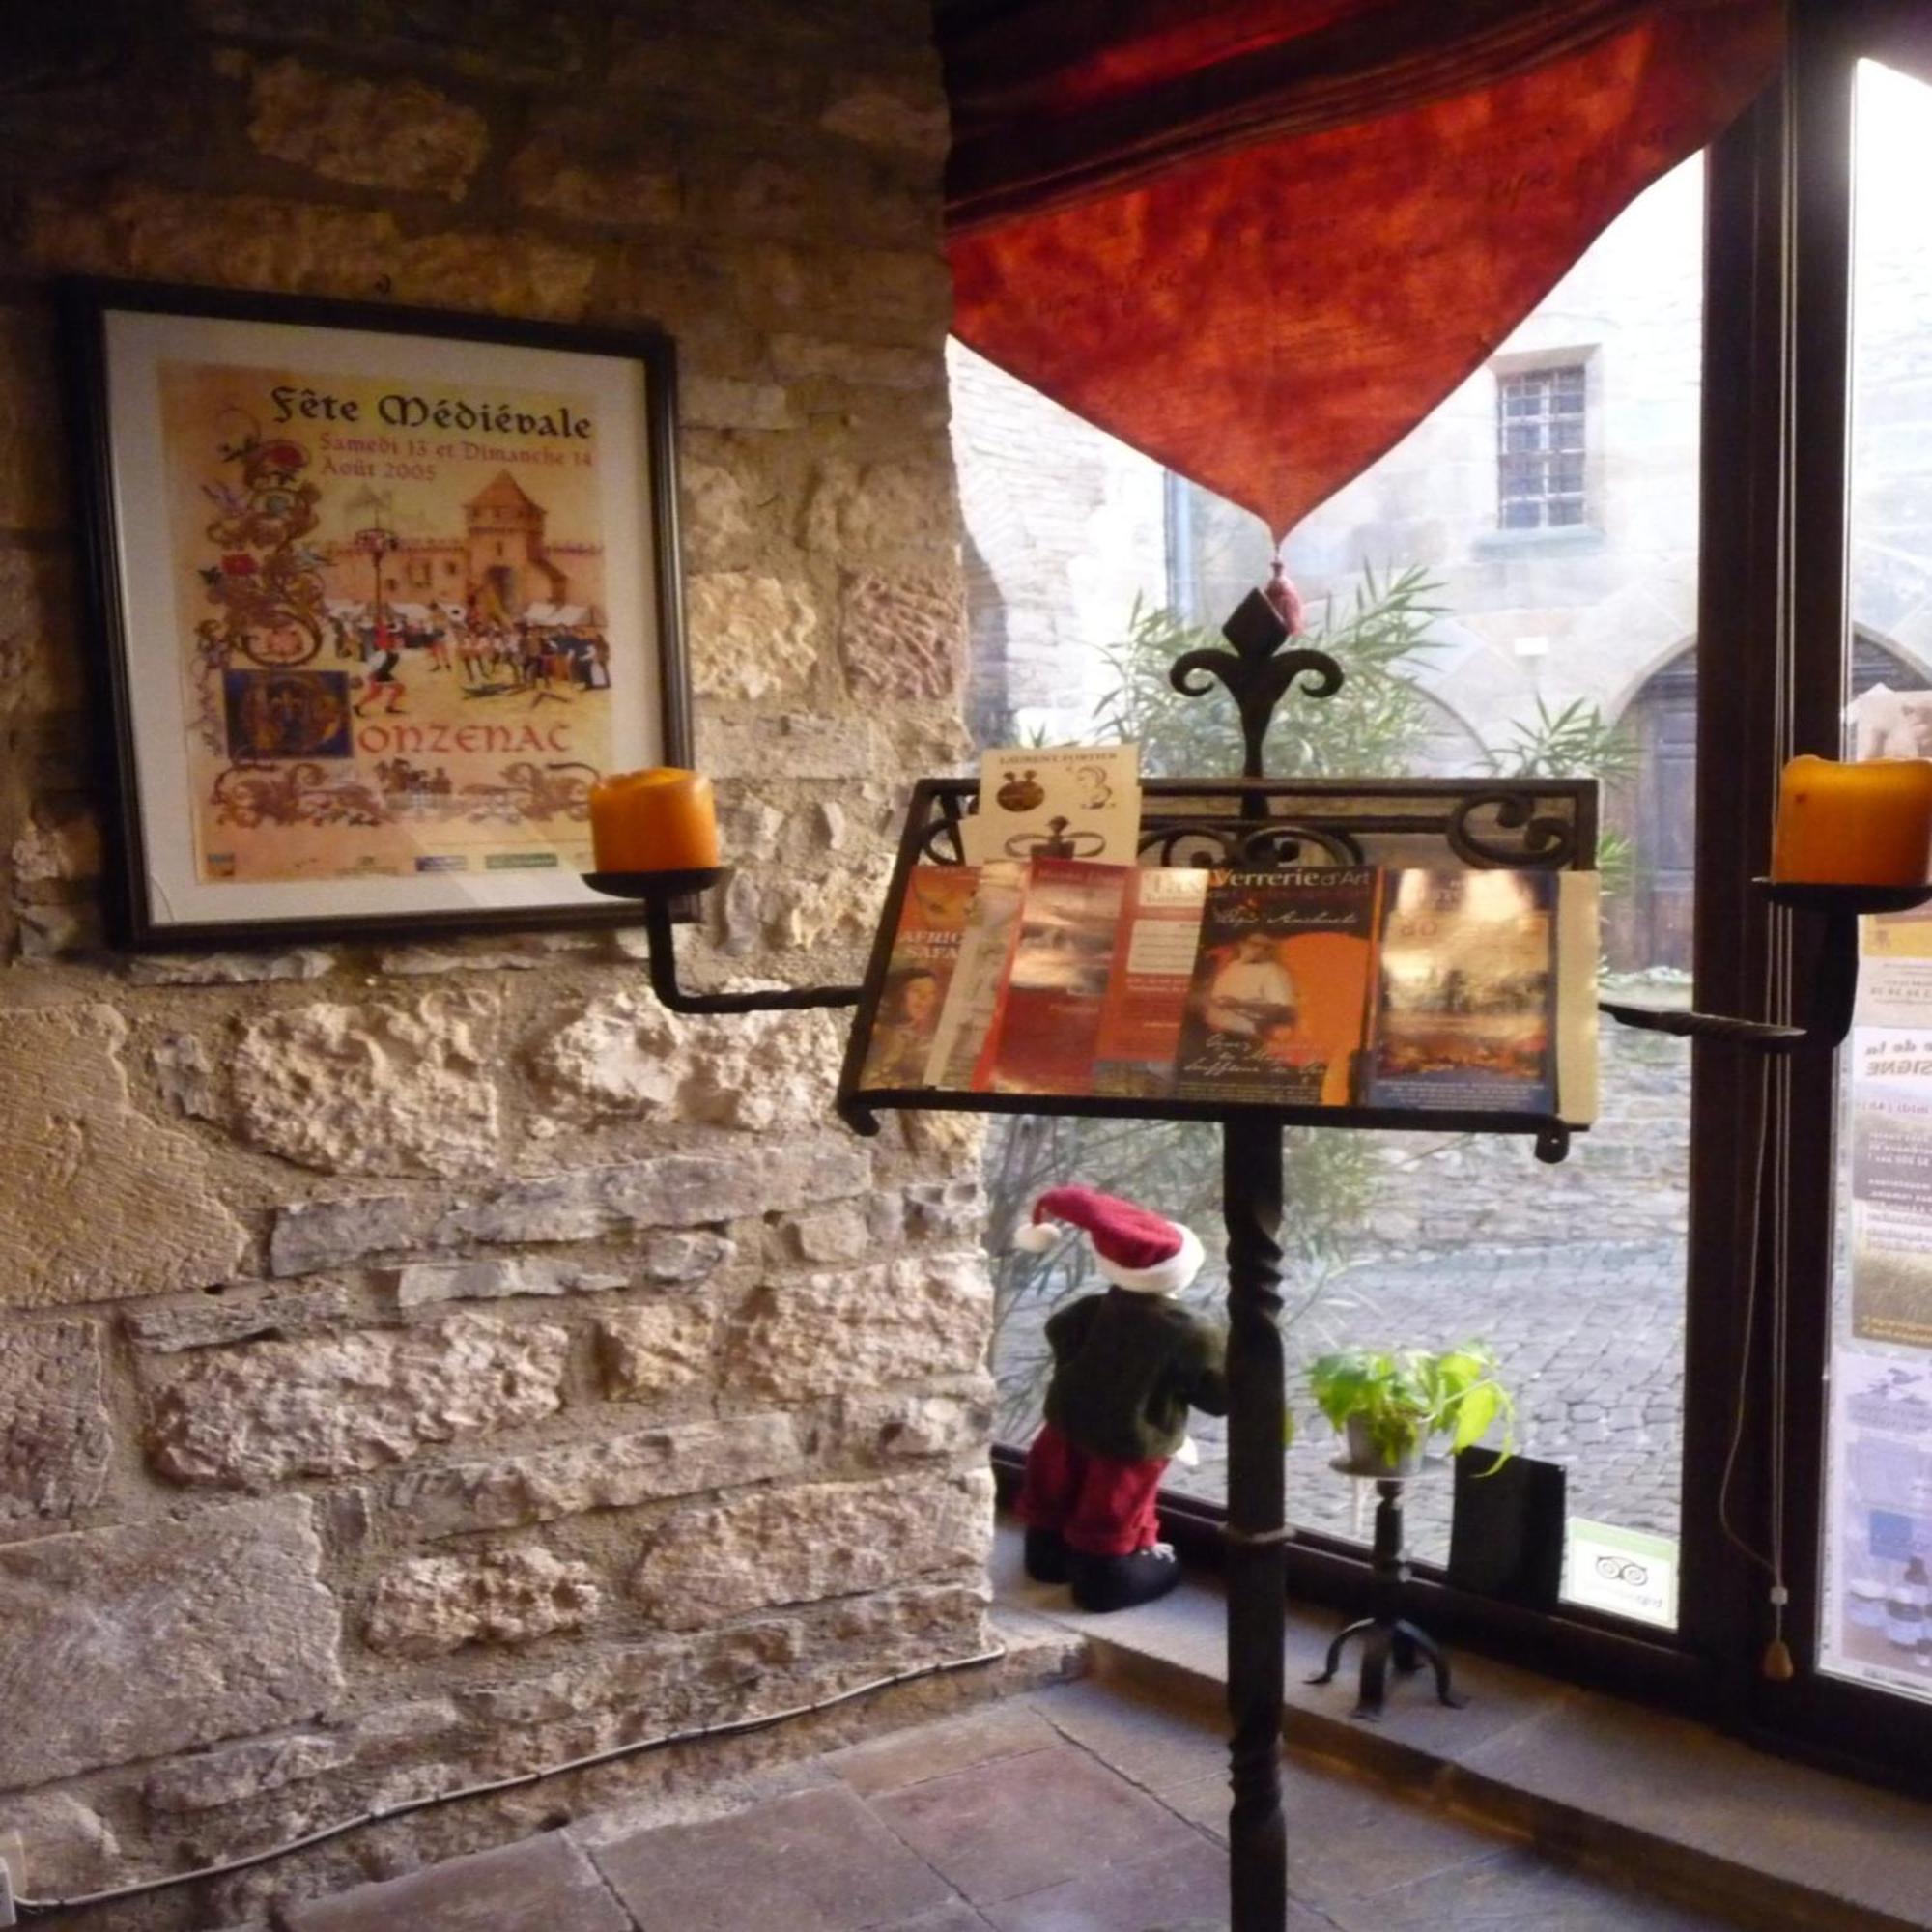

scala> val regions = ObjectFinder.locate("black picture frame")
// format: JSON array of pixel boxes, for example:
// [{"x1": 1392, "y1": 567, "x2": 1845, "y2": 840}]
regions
[{"x1": 57, "y1": 276, "x2": 693, "y2": 950}]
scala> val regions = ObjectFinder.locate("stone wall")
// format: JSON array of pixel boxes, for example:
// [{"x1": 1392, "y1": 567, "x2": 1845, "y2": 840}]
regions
[{"x1": 0, "y1": 4, "x2": 994, "y2": 1923}]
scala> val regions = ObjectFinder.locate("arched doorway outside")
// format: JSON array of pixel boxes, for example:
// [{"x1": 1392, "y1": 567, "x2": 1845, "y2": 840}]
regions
[{"x1": 1609, "y1": 632, "x2": 1924, "y2": 972}]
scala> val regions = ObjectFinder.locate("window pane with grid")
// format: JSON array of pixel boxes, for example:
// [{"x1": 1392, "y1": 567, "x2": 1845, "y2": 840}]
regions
[{"x1": 1497, "y1": 365, "x2": 1587, "y2": 528}]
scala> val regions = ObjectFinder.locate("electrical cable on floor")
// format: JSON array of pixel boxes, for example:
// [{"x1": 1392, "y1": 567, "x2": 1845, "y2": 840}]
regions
[{"x1": 14, "y1": 1642, "x2": 1009, "y2": 1920}]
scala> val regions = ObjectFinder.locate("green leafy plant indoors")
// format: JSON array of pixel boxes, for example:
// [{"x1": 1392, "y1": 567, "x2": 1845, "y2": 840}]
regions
[{"x1": 1305, "y1": 1345, "x2": 1517, "y2": 1472}]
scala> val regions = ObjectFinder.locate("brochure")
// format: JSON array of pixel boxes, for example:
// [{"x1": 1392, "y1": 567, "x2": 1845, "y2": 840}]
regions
[
  {"x1": 924, "y1": 861, "x2": 1027, "y2": 1091},
  {"x1": 857, "y1": 864, "x2": 980, "y2": 1090},
  {"x1": 982, "y1": 860, "x2": 1133, "y2": 1095},
  {"x1": 1173, "y1": 868, "x2": 1380, "y2": 1106},
  {"x1": 957, "y1": 744, "x2": 1142, "y2": 867},
  {"x1": 1092, "y1": 867, "x2": 1211, "y2": 1097}
]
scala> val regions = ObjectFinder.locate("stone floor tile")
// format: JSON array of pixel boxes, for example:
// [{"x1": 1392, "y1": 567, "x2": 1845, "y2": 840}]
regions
[
  {"x1": 980, "y1": 1834, "x2": 1252, "y2": 1932},
  {"x1": 591, "y1": 1783, "x2": 952, "y2": 1932},
  {"x1": 1322, "y1": 1846, "x2": 1736, "y2": 1930},
  {"x1": 1160, "y1": 1758, "x2": 1506, "y2": 1907},
  {"x1": 1030, "y1": 1680, "x2": 1229, "y2": 1794},
  {"x1": 283, "y1": 1830, "x2": 632, "y2": 1932},
  {"x1": 869, "y1": 1742, "x2": 1201, "y2": 1906},
  {"x1": 881, "y1": 1906, "x2": 999, "y2": 1931},
  {"x1": 824, "y1": 1701, "x2": 1063, "y2": 1796}
]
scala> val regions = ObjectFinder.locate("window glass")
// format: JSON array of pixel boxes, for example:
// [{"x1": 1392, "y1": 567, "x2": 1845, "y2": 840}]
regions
[
  {"x1": 955, "y1": 155, "x2": 1704, "y2": 1627},
  {"x1": 1819, "y1": 57, "x2": 1932, "y2": 1702}
]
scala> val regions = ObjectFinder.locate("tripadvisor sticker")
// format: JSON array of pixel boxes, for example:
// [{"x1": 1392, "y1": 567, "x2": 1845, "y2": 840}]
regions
[{"x1": 1563, "y1": 1518, "x2": 1678, "y2": 1628}]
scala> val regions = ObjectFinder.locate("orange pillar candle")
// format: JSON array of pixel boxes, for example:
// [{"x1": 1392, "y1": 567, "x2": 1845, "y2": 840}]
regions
[
  {"x1": 589, "y1": 768, "x2": 721, "y2": 872},
  {"x1": 1771, "y1": 754, "x2": 1932, "y2": 886}
]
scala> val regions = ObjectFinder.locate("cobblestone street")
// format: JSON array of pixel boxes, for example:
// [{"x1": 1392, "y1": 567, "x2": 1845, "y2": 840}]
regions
[
  {"x1": 1172, "y1": 1236, "x2": 1687, "y2": 1567},
  {"x1": 994, "y1": 1020, "x2": 1693, "y2": 1575}
]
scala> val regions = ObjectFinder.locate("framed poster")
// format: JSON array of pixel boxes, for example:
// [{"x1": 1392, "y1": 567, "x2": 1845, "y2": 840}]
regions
[{"x1": 59, "y1": 278, "x2": 691, "y2": 947}]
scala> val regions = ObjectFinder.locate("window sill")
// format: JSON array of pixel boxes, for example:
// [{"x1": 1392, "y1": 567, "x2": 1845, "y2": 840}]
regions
[{"x1": 1472, "y1": 525, "x2": 1607, "y2": 558}]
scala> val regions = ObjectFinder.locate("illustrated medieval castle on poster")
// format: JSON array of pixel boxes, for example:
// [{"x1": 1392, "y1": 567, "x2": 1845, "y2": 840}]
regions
[{"x1": 316, "y1": 470, "x2": 607, "y2": 624}]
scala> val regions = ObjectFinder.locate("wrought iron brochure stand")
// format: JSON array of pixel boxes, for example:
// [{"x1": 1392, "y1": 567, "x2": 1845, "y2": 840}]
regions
[
  {"x1": 592, "y1": 586, "x2": 1931, "y2": 1932},
  {"x1": 594, "y1": 589, "x2": 1597, "y2": 1932}
]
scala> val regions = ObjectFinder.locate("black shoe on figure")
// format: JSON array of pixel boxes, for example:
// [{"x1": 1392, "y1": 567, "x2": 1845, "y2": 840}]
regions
[
  {"x1": 1023, "y1": 1526, "x2": 1070, "y2": 1584},
  {"x1": 1068, "y1": 1543, "x2": 1182, "y2": 1613}
]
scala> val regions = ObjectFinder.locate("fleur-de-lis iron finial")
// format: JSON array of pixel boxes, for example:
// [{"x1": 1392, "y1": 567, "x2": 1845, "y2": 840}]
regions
[{"x1": 1169, "y1": 587, "x2": 1345, "y2": 781}]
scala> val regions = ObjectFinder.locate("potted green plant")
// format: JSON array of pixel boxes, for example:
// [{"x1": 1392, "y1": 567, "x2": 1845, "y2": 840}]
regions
[{"x1": 1306, "y1": 1345, "x2": 1517, "y2": 1477}]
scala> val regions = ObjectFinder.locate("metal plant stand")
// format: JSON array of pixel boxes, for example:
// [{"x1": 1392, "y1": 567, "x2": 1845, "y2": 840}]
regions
[
  {"x1": 1307, "y1": 1469, "x2": 1463, "y2": 1720},
  {"x1": 598, "y1": 585, "x2": 1602, "y2": 1932}
]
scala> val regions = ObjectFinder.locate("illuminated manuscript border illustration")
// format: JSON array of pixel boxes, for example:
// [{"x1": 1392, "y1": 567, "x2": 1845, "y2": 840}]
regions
[{"x1": 63, "y1": 280, "x2": 690, "y2": 946}]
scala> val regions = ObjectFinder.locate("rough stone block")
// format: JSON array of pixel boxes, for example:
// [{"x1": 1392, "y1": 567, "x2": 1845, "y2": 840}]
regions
[
  {"x1": 441, "y1": 1142, "x2": 871, "y2": 1245},
  {"x1": 0, "y1": 1320, "x2": 110, "y2": 1523},
  {"x1": 126, "y1": 949, "x2": 335, "y2": 985},
  {"x1": 380, "y1": 1258, "x2": 626, "y2": 1308},
  {"x1": 771, "y1": 334, "x2": 932, "y2": 389},
  {"x1": 724, "y1": 1251, "x2": 991, "y2": 1402},
  {"x1": 526, "y1": 992, "x2": 684, "y2": 1121},
  {"x1": 832, "y1": 1384, "x2": 995, "y2": 1461},
  {"x1": 341, "y1": 1696, "x2": 465, "y2": 1762},
  {"x1": 146, "y1": 1316, "x2": 570, "y2": 1485},
  {"x1": 270, "y1": 1192, "x2": 438, "y2": 1276},
  {"x1": 698, "y1": 711, "x2": 881, "y2": 781},
  {"x1": 145, "y1": 1729, "x2": 348, "y2": 1814},
  {"x1": 0, "y1": 1003, "x2": 246, "y2": 1307},
  {"x1": 780, "y1": 1205, "x2": 872, "y2": 1265},
  {"x1": 389, "y1": 1413, "x2": 798, "y2": 1539},
  {"x1": 821, "y1": 1580, "x2": 993, "y2": 1652},
  {"x1": 0, "y1": 548, "x2": 82, "y2": 720},
  {"x1": 363, "y1": 1548, "x2": 601, "y2": 1657},
  {"x1": 508, "y1": 131, "x2": 680, "y2": 224},
  {"x1": 10, "y1": 807, "x2": 98, "y2": 885},
  {"x1": 598, "y1": 1302, "x2": 713, "y2": 1401},
  {"x1": 821, "y1": 83, "x2": 950, "y2": 156},
  {"x1": 0, "y1": 308, "x2": 65, "y2": 529},
  {"x1": 197, "y1": 0, "x2": 595, "y2": 84},
  {"x1": 841, "y1": 567, "x2": 965, "y2": 700},
  {"x1": 802, "y1": 456, "x2": 955, "y2": 555},
  {"x1": 245, "y1": 56, "x2": 489, "y2": 199},
  {"x1": 681, "y1": 376, "x2": 797, "y2": 431},
  {"x1": 633, "y1": 1469, "x2": 994, "y2": 1629},
  {"x1": 269, "y1": 1142, "x2": 863, "y2": 1278},
  {"x1": 124, "y1": 1282, "x2": 354, "y2": 1353},
  {"x1": 27, "y1": 186, "x2": 597, "y2": 321},
  {"x1": 639, "y1": 1230, "x2": 737, "y2": 1284},
  {"x1": 0, "y1": 1498, "x2": 342, "y2": 1785},
  {"x1": 904, "y1": 1179, "x2": 986, "y2": 1243},
  {"x1": 687, "y1": 570, "x2": 821, "y2": 701},
  {"x1": 230, "y1": 992, "x2": 502, "y2": 1178},
  {"x1": 6, "y1": 1791, "x2": 120, "y2": 1898},
  {"x1": 680, "y1": 456, "x2": 755, "y2": 567},
  {"x1": 449, "y1": 1639, "x2": 688, "y2": 1730}
]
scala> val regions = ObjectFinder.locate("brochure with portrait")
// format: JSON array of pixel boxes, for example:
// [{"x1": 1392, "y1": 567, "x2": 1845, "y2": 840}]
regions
[{"x1": 957, "y1": 744, "x2": 1142, "y2": 866}]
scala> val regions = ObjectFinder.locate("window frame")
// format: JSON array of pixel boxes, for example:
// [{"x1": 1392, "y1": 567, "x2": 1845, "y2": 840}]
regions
[
  {"x1": 1494, "y1": 356, "x2": 1591, "y2": 532},
  {"x1": 984, "y1": 0, "x2": 1932, "y2": 1792}
]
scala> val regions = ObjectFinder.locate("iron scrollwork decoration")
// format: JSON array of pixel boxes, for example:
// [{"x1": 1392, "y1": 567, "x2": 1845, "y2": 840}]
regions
[
  {"x1": 1445, "y1": 793, "x2": 1579, "y2": 870},
  {"x1": 1169, "y1": 586, "x2": 1345, "y2": 781}
]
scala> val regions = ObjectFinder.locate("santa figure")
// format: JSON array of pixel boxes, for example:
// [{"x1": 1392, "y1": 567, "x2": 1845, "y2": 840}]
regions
[{"x1": 1012, "y1": 1185, "x2": 1227, "y2": 1612}]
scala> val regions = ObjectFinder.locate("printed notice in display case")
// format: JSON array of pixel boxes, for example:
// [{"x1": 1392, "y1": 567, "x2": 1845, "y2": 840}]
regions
[
  {"x1": 1822, "y1": 1351, "x2": 1932, "y2": 1696},
  {"x1": 1822, "y1": 885, "x2": 1932, "y2": 1703}
]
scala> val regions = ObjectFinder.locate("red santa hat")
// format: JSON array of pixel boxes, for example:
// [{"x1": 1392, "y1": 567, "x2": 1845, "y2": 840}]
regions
[{"x1": 1012, "y1": 1185, "x2": 1205, "y2": 1297}]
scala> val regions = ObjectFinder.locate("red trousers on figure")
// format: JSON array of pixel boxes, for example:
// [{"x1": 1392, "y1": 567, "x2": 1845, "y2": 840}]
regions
[{"x1": 1015, "y1": 1422, "x2": 1167, "y2": 1557}]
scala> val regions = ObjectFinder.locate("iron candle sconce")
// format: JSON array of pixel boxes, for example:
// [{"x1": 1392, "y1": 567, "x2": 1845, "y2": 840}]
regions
[
  {"x1": 1600, "y1": 877, "x2": 1932, "y2": 1053},
  {"x1": 583, "y1": 867, "x2": 864, "y2": 1014}
]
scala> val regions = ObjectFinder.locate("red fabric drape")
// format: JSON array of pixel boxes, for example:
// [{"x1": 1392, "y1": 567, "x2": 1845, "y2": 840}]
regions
[{"x1": 945, "y1": 1, "x2": 1784, "y2": 541}]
